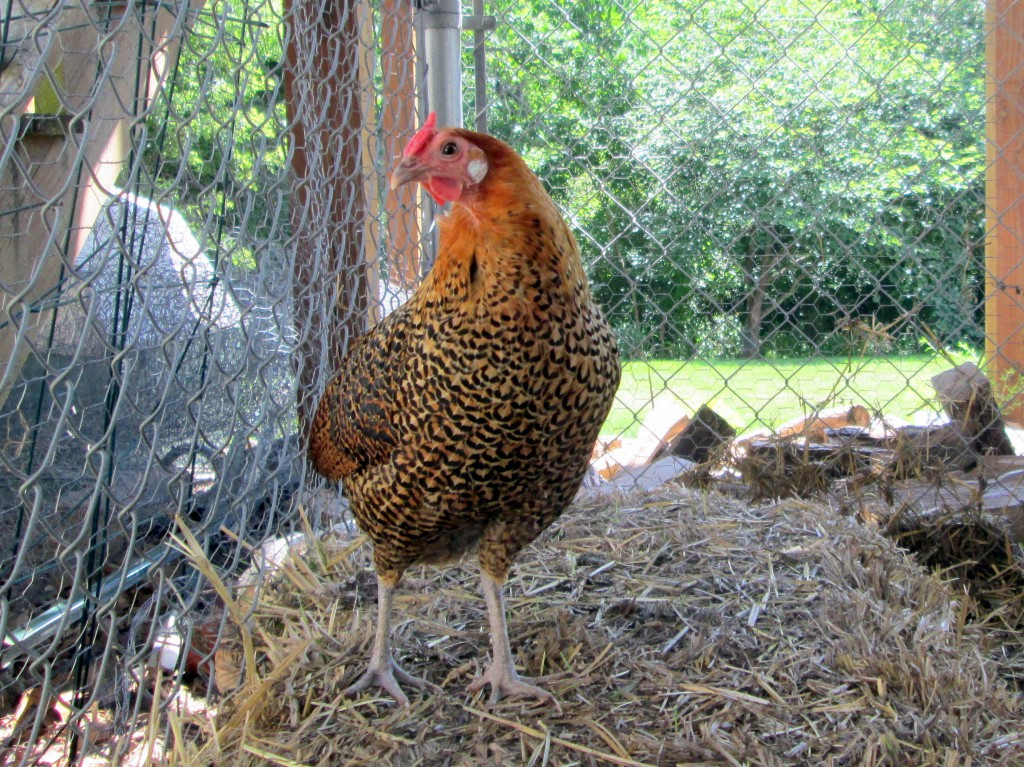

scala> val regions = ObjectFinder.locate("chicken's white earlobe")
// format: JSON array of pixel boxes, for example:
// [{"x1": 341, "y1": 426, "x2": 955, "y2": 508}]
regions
[{"x1": 467, "y1": 147, "x2": 489, "y2": 184}]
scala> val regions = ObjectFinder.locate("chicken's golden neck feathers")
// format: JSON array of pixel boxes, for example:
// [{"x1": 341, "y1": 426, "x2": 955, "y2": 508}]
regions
[{"x1": 423, "y1": 130, "x2": 589, "y2": 311}]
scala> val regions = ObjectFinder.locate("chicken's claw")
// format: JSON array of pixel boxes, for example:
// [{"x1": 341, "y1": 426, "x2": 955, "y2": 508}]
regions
[
  {"x1": 467, "y1": 666, "x2": 563, "y2": 714},
  {"x1": 344, "y1": 658, "x2": 440, "y2": 706}
]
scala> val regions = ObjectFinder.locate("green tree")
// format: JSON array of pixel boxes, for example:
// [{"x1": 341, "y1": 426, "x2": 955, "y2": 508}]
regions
[
  {"x1": 477, "y1": 0, "x2": 985, "y2": 358},
  {"x1": 141, "y1": 0, "x2": 288, "y2": 270},
  {"x1": 144, "y1": 0, "x2": 986, "y2": 360}
]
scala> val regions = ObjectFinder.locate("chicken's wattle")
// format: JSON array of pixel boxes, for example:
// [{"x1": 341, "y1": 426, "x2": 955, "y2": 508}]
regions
[{"x1": 425, "y1": 175, "x2": 463, "y2": 204}]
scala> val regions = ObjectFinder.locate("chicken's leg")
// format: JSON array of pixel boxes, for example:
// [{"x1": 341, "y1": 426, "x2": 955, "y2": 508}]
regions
[
  {"x1": 467, "y1": 570, "x2": 562, "y2": 712},
  {"x1": 344, "y1": 573, "x2": 435, "y2": 705}
]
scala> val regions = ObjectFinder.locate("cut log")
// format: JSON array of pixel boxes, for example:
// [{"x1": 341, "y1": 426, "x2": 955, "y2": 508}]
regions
[
  {"x1": 656, "y1": 404, "x2": 736, "y2": 464},
  {"x1": 636, "y1": 398, "x2": 691, "y2": 462},
  {"x1": 746, "y1": 439, "x2": 885, "y2": 473},
  {"x1": 887, "y1": 479, "x2": 1024, "y2": 553},
  {"x1": 734, "y1": 410, "x2": 888, "y2": 455},
  {"x1": 593, "y1": 399, "x2": 690, "y2": 480},
  {"x1": 592, "y1": 441, "x2": 638, "y2": 480},
  {"x1": 739, "y1": 438, "x2": 882, "y2": 500},
  {"x1": 970, "y1": 453, "x2": 1024, "y2": 480},
  {"x1": 601, "y1": 456, "x2": 696, "y2": 491},
  {"x1": 890, "y1": 424, "x2": 978, "y2": 476},
  {"x1": 931, "y1": 363, "x2": 1014, "y2": 456},
  {"x1": 776, "y1": 404, "x2": 872, "y2": 443},
  {"x1": 591, "y1": 437, "x2": 623, "y2": 462},
  {"x1": 659, "y1": 413, "x2": 693, "y2": 449}
]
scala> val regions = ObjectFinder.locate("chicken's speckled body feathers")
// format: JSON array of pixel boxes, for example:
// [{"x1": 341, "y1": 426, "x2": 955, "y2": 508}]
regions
[{"x1": 309, "y1": 129, "x2": 620, "y2": 583}]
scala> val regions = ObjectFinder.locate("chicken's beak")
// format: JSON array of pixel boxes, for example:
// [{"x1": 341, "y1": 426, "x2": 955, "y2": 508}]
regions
[{"x1": 389, "y1": 157, "x2": 424, "y2": 191}]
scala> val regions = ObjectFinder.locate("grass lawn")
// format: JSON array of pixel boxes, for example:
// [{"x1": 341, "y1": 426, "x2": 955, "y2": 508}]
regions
[{"x1": 603, "y1": 351, "x2": 978, "y2": 439}]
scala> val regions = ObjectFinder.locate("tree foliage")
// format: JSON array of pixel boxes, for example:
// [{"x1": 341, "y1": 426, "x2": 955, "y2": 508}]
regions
[
  {"x1": 143, "y1": 0, "x2": 986, "y2": 360},
  {"x1": 141, "y1": 0, "x2": 288, "y2": 270},
  {"x1": 476, "y1": 0, "x2": 986, "y2": 358}
]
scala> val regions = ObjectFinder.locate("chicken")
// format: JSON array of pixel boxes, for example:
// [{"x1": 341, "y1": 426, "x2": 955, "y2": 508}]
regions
[{"x1": 308, "y1": 112, "x2": 620, "y2": 708}]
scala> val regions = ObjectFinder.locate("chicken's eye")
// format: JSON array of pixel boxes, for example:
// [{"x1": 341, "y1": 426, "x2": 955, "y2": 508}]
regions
[{"x1": 441, "y1": 141, "x2": 458, "y2": 157}]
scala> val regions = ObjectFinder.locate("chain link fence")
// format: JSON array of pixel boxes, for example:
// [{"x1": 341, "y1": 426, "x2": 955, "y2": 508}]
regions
[
  {"x1": 474, "y1": 0, "x2": 989, "y2": 442},
  {"x1": 0, "y1": 0, "x2": 997, "y2": 762}
]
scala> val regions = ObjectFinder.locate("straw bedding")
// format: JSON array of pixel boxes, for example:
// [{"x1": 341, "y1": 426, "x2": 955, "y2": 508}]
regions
[{"x1": 169, "y1": 485, "x2": 1024, "y2": 767}]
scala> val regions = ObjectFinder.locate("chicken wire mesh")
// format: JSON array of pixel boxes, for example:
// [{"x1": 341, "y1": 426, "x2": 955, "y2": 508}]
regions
[
  {"x1": 0, "y1": 0, "x2": 1005, "y2": 762},
  {"x1": 0, "y1": 0, "x2": 408, "y2": 760}
]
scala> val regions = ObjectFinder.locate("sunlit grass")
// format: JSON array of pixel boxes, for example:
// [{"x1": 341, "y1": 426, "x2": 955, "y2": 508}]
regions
[{"x1": 602, "y1": 351, "x2": 978, "y2": 439}]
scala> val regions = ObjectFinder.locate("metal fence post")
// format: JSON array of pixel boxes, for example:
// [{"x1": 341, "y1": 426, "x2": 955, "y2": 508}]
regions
[
  {"x1": 417, "y1": 0, "x2": 462, "y2": 130},
  {"x1": 464, "y1": 0, "x2": 495, "y2": 133},
  {"x1": 414, "y1": 0, "x2": 462, "y2": 273}
]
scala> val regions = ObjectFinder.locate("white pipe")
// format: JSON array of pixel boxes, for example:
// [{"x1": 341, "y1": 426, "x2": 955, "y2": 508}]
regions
[{"x1": 1, "y1": 548, "x2": 171, "y2": 671}]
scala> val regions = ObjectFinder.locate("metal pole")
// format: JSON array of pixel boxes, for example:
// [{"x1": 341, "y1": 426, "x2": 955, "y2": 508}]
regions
[
  {"x1": 464, "y1": 0, "x2": 495, "y2": 133},
  {"x1": 419, "y1": 0, "x2": 463, "y2": 130},
  {"x1": 471, "y1": 0, "x2": 486, "y2": 132},
  {"x1": 412, "y1": 5, "x2": 436, "y2": 275},
  {"x1": 415, "y1": 0, "x2": 462, "y2": 274}
]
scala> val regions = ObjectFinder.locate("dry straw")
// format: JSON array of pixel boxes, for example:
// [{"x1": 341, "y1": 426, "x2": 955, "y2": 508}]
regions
[{"x1": 166, "y1": 485, "x2": 1023, "y2": 766}]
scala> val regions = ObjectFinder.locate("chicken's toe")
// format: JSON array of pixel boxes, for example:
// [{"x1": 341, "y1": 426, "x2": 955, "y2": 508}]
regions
[
  {"x1": 344, "y1": 659, "x2": 437, "y2": 705},
  {"x1": 393, "y1": 663, "x2": 443, "y2": 693},
  {"x1": 467, "y1": 666, "x2": 562, "y2": 713}
]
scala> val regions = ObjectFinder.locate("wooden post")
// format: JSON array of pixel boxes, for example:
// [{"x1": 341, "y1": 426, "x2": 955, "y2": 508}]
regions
[
  {"x1": 358, "y1": 0, "x2": 382, "y2": 325},
  {"x1": 380, "y1": 0, "x2": 420, "y2": 290},
  {"x1": 0, "y1": 2, "x2": 191, "y2": 412},
  {"x1": 986, "y1": 0, "x2": 1024, "y2": 424},
  {"x1": 284, "y1": 0, "x2": 371, "y2": 433}
]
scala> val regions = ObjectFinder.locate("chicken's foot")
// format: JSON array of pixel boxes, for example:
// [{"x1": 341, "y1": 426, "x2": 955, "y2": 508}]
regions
[
  {"x1": 467, "y1": 570, "x2": 563, "y2": 713},
  {"x1": 344, "y1": 574, "x2": 438, "y2": 706}
]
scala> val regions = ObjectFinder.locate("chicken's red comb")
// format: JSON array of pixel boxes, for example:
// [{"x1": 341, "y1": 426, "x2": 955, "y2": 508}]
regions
[{"x1": 403, "y1": 111, "x2": 437, "y2": 158}]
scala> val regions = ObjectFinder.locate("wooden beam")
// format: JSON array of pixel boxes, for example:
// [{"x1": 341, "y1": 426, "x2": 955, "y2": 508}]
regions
[
  {"x1": 284, "y1": 0, "x2": 370, "y2": 433},
  {"x1": 359, "y1": 1, "x2": 382, "y2": 325},
  {"x1": 380, "y1": 0, "x2": 420, "y2": 290},
  {"x1": 986, "y1": 0, "x2": 1024, "y2": 424},
  {"x1": 0, "y1": 2, "x2": 192, "y2": 411}
]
